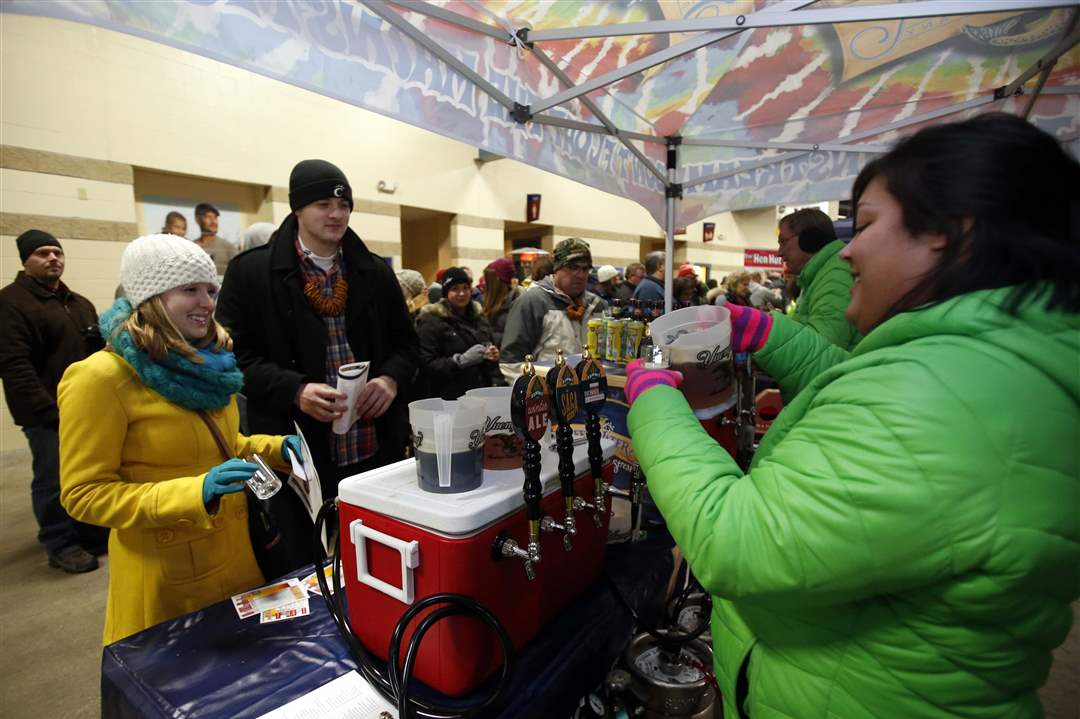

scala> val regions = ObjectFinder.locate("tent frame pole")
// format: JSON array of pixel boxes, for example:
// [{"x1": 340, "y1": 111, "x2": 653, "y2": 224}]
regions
[
  {"x1": 526, "y1": 0, "x2": 1075, "y2": 42},
  {"x1": 526, "y1": 47, "x2": 669, "y2": 185},
  {"x1": 664, "y1": 140, "x2": 680, "y2": 314},
  {"x1": 530, "y1": 0, "x2": 814, "y2": 115},
  {"x1": 364, "y1": 0, "x2": 517, "y2": 111},
  {"x1": 1017, "y1": 8, "x2": 1080, "y2": 117},
  {"x1": 383, "y1": 0, "x2": 509, "y2": 41},
  {"x1": 681, "y1": 138, "x2": 889, "y2": 153},
  {"x1": 1000, "y1": 9, "x2": 1080, "y2": 98},
  {"x1": 681, "y1": 94, "x2": 998, "y2": 190}
]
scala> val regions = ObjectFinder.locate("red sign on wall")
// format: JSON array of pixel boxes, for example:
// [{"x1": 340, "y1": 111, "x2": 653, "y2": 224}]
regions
[{"x1": 744, "y1": 249, "x2": 785, "y2": 269}]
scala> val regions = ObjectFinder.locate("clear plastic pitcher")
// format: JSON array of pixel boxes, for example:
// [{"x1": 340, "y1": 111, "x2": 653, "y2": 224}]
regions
[
  {"x1": 649, "y1": 305, "x2": 737, "y2": 419},
  {"x1": 408, "y1": 397, "x2": 486, "y2": 493},
  {"x1": 464, "y1": 387, "x2": 523, "y2": 470}
]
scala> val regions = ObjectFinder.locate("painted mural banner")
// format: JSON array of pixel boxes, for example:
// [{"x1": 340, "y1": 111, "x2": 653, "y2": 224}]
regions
[{"x1": 5, "y1": 0, "x2": 1075, "y2": 228}]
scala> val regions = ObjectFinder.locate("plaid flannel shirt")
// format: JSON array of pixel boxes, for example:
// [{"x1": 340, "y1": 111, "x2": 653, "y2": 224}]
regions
[{"x1": 295, "y1": 239, "x2": 378, "y2": 465}]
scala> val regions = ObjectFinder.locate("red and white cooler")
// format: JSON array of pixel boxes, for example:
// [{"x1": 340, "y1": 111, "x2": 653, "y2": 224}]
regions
[{"x1": 338, "y1": 439, "x2": 615, "y2": 696}]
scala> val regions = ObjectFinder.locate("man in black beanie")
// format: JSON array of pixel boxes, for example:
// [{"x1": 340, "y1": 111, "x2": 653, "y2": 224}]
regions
[
  {"x1": 218, "y1": 160, "x2": 418, "y2": 577},
  {"x1": 0, "y1": 230, "x2": 106, "y2": 573}
]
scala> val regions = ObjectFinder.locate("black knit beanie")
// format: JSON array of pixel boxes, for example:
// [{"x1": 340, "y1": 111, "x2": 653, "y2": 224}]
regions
[
  {"x1": 289, "y1": 159, "x2": 353, "y2": 211},
  {"x1": 441, "y1": 266, "x2": 471, "y2": 295},
  {"x1": 16, "y1": 229, "x2": 62, "y2": 263}
]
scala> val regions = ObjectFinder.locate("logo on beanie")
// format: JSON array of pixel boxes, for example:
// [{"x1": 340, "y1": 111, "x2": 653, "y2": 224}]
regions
[{"x1": 333, "y1": 184, "x2": 346, "y2": 198}]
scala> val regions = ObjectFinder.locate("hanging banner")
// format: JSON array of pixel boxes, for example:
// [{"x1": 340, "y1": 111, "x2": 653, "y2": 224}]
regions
[{"x1": 744, "y1": 249, "x2": 785, "y2": 269}]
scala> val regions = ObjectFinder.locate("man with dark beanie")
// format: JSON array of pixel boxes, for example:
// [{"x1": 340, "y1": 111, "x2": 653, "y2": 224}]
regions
[
  {"x1": 0, "y1": 229, "x2": 106, "y2": 573},
  {"x1": 218, "y1": 160, "x2": 418, "y2": 576}
]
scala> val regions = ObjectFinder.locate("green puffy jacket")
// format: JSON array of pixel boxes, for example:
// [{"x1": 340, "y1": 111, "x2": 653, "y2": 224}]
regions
[
  {"x1": 628, "y1": 287, "x2": 1079, "y2": 718},
  {"x1": 791, "y1": 239, "x2": 861, "y2": 352}
]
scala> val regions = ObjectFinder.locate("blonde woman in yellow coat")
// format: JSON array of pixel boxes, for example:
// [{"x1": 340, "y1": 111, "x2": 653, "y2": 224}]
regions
[{"x1": 58, "y1": 235, "x2": 301, "y2": 645}]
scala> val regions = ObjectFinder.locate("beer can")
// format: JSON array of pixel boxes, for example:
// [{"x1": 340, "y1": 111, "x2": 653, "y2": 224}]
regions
[
  {"x1": 605, "y1": 317, "x2": 623, "y2": 363},
  {"x1": 622, "y1": 319, "x2": 644, "y2": 362},
  {"x1": 587, "y1": 317, "x2": 606, "y2": 358}
]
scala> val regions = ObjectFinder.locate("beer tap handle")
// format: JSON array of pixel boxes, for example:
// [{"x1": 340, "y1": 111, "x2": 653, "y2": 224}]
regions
[
  {"x1": 511, "y1": 354, "x2": 549, "y2": 567},
  {"x1": 586, "y1": 408, "x2": 606, "y2": 527},
  {"x1": 575, "y1": 348, "x2": 609, "y2": 530},
  {"x1": 547, "y1": 349, "x2": 580, "y2": 552},
  {"x1": 629, "y1": 463, "x2": 645, "y2": 541},
  {"x1": 522, "y1": 436, "x2": 543, "y2": 563},
  {"x1": 555, "y1": 420, "x2": 577, "y2": 548}
]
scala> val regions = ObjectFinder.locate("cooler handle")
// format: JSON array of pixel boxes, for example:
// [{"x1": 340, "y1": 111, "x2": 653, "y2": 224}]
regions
[{"x1": 349, "y1": 519, "x2": 420, "y2": 605}]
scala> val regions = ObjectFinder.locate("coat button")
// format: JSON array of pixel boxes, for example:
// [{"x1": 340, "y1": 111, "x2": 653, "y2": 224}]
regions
[
  {"x1": 176, "y1": 519, "x2": 193, "y2": 528},
  {"x1": 156, "y1": 529, "x2": 174, "y2": 543}
]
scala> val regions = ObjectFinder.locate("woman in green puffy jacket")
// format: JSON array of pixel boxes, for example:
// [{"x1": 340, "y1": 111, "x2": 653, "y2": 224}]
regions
[{"x1": 626, "y1": 113, "x2": 1079, "y2": 719}]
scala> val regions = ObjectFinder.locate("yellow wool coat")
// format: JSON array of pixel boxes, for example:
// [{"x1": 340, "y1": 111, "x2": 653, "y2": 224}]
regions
[{"x1": 57, "y1": 350, "x2": 287, "y2": 645}]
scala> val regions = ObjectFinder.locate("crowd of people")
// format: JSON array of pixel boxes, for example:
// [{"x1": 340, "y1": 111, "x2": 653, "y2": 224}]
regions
[{"x1": 0, "y1": 114, "x2": 1076, "y2": 717}]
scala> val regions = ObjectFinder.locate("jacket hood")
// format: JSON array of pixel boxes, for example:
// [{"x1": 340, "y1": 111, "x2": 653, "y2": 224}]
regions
[
  {"x1": 534, "y1": 276, "x2": 602, "y2": 310},
  {"x1": 858, "y1": 286, "x2": 1080, "y2": 403},
  {"x1": 418, "y1": 298, "x2": 483, "y2": 320}
]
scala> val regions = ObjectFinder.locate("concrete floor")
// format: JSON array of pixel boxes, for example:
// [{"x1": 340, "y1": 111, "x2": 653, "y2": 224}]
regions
[{"x1": 0, "y1": 446, "x2": 1077, "y2": 718}]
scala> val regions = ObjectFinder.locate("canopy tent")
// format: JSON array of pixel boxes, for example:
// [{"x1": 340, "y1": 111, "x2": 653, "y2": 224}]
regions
[{"x1": 7, "y1": 0, "x2": 1078, "y2": 308}]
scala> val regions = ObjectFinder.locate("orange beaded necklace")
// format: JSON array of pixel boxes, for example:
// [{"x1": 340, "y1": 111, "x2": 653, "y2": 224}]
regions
[{"x1": 303, "y1": 274, "x2": 349, "y2": 316}]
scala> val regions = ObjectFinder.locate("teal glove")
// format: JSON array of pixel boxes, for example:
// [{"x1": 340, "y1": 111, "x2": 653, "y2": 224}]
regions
[
  {"x1": 282, "y1": 435, "x2": 303, "y2": 465},
  {"x1": 203, "y1": 458, "x2": 259, "y2": 504}
]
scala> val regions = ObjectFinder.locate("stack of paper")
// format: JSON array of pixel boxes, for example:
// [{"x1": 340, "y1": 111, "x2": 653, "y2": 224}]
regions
[
  {"x1": 232, "y1": 578, "x2": 310, "y2": 625},
  {"x1": 231, "y1": 564, "x2": 341, "y2": 625}
]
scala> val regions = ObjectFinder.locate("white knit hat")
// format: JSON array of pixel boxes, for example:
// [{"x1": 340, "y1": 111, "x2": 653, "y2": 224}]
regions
[
  {"x1": 121, "y1": 234, "x2": 219, "y2": 307},
  {"x1": 596, "y1": 265, "x2": 618, "y2": 283}
]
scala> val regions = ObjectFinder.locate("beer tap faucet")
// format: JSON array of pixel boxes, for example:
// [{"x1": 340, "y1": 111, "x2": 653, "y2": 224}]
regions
[
  {"x1": 575, "y1": 348, "x2": 608, "y2": 528},
  {"x1": 493, "y1": 355, "x2": 550, "y2": 579},
  {"x1": 546, "y1": 350, "x2": 580, "y2": 551}
]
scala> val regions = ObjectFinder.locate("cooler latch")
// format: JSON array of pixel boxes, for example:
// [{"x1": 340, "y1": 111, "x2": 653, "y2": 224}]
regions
[{"x1": 349, "y1": 519, "x2": 420, "y2": 605}]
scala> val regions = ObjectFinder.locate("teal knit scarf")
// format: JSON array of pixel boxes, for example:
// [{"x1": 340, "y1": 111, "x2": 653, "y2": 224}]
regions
[{"x1": 99, "y1": 298, "x2": 244, "y2": 410}]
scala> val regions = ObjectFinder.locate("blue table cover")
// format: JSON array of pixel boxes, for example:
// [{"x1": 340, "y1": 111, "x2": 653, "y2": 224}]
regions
[{"x1": 102, "y1": 530, "x2": 675, "y2": 719}]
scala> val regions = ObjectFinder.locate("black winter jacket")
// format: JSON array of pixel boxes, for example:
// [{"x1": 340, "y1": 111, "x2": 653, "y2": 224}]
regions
[
  {"x1": 0, "y1": 272, "x2": 101, "y2": 427},
  {"x1": 216, "y1": 217, "x2": 418, "y2": 488},
  {"x1": 417, "y1": 300, "x2": 504, "y2": 401}
]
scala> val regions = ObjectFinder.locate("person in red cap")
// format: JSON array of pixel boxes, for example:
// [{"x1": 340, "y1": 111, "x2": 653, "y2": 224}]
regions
[
  {"x1": 677, "y1": 262, "x2": 705, "y2": 305},
  {"x1": 481, "y1": 257, "x2": 520, "y2": 347}
]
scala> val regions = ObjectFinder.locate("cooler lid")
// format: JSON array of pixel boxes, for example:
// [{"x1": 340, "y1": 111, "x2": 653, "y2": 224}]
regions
[{"x1": 337, "y1": 439, "x2": 614, "y2": 537}]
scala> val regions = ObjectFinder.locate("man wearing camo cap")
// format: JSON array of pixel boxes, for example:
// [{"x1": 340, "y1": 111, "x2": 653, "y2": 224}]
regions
[{"x1": 499, "y1": 237, "x2": 607, "y2": 381}]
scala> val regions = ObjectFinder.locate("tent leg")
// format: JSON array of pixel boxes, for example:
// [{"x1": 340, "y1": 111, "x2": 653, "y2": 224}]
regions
[
  {"x1": 665, "y1": 196, "x2": 675, "y2": 314},
  {"x1": 664, "y1": 141, "x2": 678, "y2": 314}
]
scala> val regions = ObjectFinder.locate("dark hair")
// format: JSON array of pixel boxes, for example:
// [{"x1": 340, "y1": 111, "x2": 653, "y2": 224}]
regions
[
  {"x1": 625, "y1": 262, "x2": 645, "y2": 278},
  {"x1": 530, "y1": 255, "x2": 554, "y2": 282},
  {"x1": 853, "y1": 112, "x2": 1080, "y2": 316},
  {"x1": 164, "y1": 211, "x2": 186, "y2": 225},
  {"x1": 644, "y1": 251, "x2": 665, "y2": 275},
  {"x1": 482, "y1": 267, "x2": 511, "y2": 322},
  {"x1": 194, "y1": 202, "x2": 219, "y2": 218},
  {"x1": 673, "y1": 276, "x2": 697, "y2": 302},
  {"x1": 779, "y1": 207, "x2": 832, "y2": 238}
]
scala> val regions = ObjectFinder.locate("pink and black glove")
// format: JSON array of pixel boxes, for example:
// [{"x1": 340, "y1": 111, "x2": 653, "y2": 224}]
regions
[
  {"x1": 726, "y1": 303, "x2": 773, "y2": 353},
  {"x1": 625, "y1": 359, "x2": 683, "y2": 405}
]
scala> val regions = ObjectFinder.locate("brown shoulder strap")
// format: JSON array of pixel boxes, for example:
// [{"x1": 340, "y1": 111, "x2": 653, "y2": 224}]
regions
[{"x1": 196, "y1": 410, "x2": 234, "y2": 461}]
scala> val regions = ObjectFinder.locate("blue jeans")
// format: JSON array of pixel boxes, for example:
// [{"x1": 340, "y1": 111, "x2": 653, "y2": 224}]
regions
[{"x1": 22, "y1": 426, "x2": 103, "y2": 555}]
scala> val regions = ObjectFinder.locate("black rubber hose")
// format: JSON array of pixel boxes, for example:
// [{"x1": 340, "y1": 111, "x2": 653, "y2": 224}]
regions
[
  {"x1": 313, "y1": 499, "x2": 515, "y2": 719},
  {"x1": 603, "y1": 568, "x2": 709, "y2": 649},
  {"x1": 388, "y1": 593, "x2": 515, "y2": 719}
]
